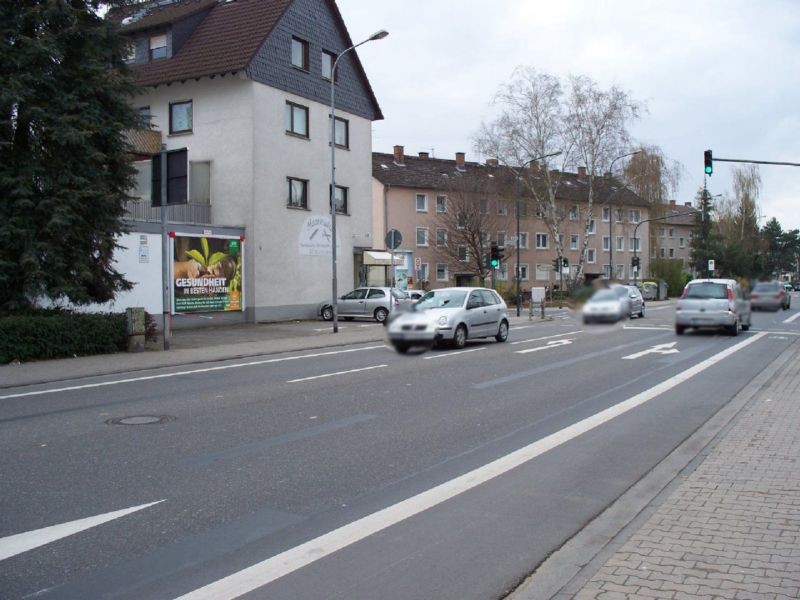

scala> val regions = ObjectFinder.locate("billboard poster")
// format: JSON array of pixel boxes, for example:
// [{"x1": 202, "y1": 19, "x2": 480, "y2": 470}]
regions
[{"x1": 172, "y1": 234, "x2": 243, "y2": 313}]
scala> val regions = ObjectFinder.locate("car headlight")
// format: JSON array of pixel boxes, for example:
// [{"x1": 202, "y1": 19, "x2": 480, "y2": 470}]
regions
[{"x1": 437, "y1": 315, "x2": 448, "y2": 326}]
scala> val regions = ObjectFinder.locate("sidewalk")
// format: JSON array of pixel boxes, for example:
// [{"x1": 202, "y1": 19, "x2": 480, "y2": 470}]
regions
[{"x1": 516, "y1": 340, "x2": 800, "y2": 600}]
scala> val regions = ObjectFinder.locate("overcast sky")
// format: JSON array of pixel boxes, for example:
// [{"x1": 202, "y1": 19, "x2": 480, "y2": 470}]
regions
[{"x1": 337, "y1": 0, "x2": 800, "y2": 230}]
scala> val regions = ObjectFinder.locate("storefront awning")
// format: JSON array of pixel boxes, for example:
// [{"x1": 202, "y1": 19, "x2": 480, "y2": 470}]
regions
[{"x1": 363, "y1": 251, "x2": 404, "y2": 266}]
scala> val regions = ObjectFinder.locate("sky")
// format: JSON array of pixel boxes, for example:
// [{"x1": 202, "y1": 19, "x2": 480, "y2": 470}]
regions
[{"x1": 337, "y1": 0, "x2": 800, "y2": 230}]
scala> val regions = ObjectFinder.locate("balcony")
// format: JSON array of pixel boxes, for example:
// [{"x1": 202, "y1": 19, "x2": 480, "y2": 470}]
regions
[{"x1": 123, "y1": 200, "x2": 211, "y2": 225}]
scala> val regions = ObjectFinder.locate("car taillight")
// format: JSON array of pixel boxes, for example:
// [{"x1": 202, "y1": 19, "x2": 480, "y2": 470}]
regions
[
  {"x1": 727, "y1": 288, "x2": 735, "y2": 301},
  {"x1": 680, "y1": 286, "x2": 688, "y2": 298}
]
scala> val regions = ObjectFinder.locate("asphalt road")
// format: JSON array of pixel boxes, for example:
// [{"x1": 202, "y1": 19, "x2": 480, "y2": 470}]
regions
[{"x1": 2, "y1": 300, "x2": 799, "y2": 599}]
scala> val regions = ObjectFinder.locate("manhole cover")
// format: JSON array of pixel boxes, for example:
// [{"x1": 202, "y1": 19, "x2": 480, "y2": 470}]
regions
[{"x1": 106, "y1": 415, "x2": 175, "y2": 426}]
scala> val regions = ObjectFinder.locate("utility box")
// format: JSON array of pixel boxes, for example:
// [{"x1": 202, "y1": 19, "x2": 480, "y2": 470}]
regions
[{"x1": 126, "y1": 307, "x2": 146, "y2": 353}]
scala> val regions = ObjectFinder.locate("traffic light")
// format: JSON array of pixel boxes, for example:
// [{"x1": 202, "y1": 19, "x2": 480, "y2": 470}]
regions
[
  {"x1": 562, "y1": 257, "x2": 568, "y2": 268},
  {"x1": 632, "y1": 255, "x2": 640, "y2": 268},
  {"x1": 704, "y1": 149, "x2": 713, "y2": 176},
  {"x1": 552, "y1": 257, "x2": 561, "y2": 270},
  {"x1": 490, "y1": 242, "x2": 500, "y2": 268},
  {"x1": 495, "y1": 244, "x2": 505, "y2": 264}
]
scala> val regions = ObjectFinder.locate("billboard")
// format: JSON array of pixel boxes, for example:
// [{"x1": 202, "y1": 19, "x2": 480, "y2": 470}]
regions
[{"x1": 172, "y1": 234, "x2": 243, "y2": 313}]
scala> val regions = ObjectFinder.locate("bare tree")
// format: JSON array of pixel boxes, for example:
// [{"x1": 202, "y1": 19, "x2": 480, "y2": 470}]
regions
[
  {"x1": 475, "y1": 67, "x2": 643, "y2": 286},
  {"x1": 431, "y1": 169, "x2": 517, "y2": 286}
]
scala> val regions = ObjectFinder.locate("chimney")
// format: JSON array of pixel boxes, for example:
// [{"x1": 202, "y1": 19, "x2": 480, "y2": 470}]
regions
[
  {"x1": 418, "y1": 151, "x2": 429, "y2": 159},
  {"x1": 530, "y1": 162, "x2": 539, "y2": 175},
  {"x1": 455, "y1": 152, "x2": 466, "y2": 170},
  {"x1": 485, "y1": 158, "x2": 498, "y2": 167},
  {"x1": 669, "y1": 199, "x2": 676, "y2": 208},
  {"x1": 393, "y1": 145, "x2": 404, "y2": 164},
  {"x1": 685, "y1": 201, "x2": 692, "y2": 207},
  {"x1": 577, "y1": 166, "x2": 587, "y2": 179}
]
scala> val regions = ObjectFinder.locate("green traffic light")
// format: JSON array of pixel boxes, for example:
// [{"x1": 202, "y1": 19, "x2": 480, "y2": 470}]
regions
[{"x1": 491, "y1": 259, "x2": 499, "y2": 268}]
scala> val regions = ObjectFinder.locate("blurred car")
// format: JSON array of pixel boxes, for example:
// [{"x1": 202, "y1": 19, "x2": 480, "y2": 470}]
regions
[
  {"x1": 675, "y1": 278, "x2": 751, "y2": 335},
  {"x1": 751, "y1": 280, "x2": 790, "y2": 311},
  {"x1": 318, "y1": 287, "x2": 408, "y2": 323},
  {"x1": 403, "y1": 289, "x2": 426, "y2": 301},
  {"x1": 793, "y1": 281, "x2": 800, "y2": 291},
  {"x1": 582, "y1": 288, "x2": 628, "y2": 324},
  {"x1": 386, "y1": 287, "x2": 509, "y2": 353}
]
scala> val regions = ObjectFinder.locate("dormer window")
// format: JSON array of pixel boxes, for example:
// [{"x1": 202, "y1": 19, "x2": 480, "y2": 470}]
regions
[
  {"x1": 291, "y1": 37, "x2": 309, "y2": 71},
  {"x1": 150, "y1": 33, "x2": 167, "y2": 60}
]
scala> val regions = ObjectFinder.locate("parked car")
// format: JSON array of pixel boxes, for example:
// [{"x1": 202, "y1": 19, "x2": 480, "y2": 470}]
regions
[
  {"x1": 318, "y1": 287, "x2": 407, "y2": 323},
  {"x1": 793, "y1": 281, "x2": 800, "y2": 292},
  {"x1": 751, "y1": 280, "x2": 790, "y2": 311},
  {"x1": 386, "y1": 287, "x2": 509, "y2": 353},
  {"x1": 403, "y1": 289, "x2": 426, "y2": 301},
  {"x1": 614, "y1": 283, "x2": 645, "y2": 318},
  {"x1": 675, "y1": 278, "x2": 751, "y2": 336},
  {"x1": 582, "y1": 288, "x2": 628, "y2": 324}
]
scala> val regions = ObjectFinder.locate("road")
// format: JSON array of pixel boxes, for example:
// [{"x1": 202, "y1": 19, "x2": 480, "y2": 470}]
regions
[{"x1": 1, "y1": 300, "x2": 799, "y2": 599}]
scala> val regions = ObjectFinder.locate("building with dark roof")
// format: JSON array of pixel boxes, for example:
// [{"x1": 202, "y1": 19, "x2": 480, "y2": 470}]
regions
[
  {"x1": 371, "y1": 146, "x2": 651, "y2": 291},
  {"x1": 652, "y1": 200, "x2": 700, "y2": 276},
  {"x1": 111, "y1": 0, "x2": 384, "y2": 323}
]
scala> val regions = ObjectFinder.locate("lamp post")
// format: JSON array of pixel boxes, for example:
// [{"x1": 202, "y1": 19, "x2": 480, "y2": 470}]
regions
[
  {"x1": 512, "y1": 151, "x2": 562, "y2": 316},
  {"x1": 330, "y1": 29, "x2": 388, "y2": 333},
  {"x1": 607, "y1": 150, "x2": 642, "y2": 281}
]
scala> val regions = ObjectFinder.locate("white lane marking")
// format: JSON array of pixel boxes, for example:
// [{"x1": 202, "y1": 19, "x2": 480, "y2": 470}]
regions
[
  {"x1": 623, "y1": 342, "x2": 679, "y2": 360},
  {"x1": 287, "y1": 365, "x2": 387, "y2": 383},
  {"x1": 623, "y1": 325, "x2": 672, "y2": 331},
  {"x1": 748, "y1": 329, "x2": 800, "y2": 336},
  {"x1": 423, "y1": 347, "x2": 486, "y2": 360},
  {"x1": 782, "y1": 312, "x2": 800, "y2": 324},
  {"x1": 515, "y1": 339, "x2": 573, "y2": 354},
  {"x1": 174, "y1": 332, "x2": 768, "y2": 600},
  {"x1": 0, "y1": 346, "x2": 388, "y2": 401},
  {"x1": 643, "y1": 304, "x2": 676, "y2": 311},
  {"x1": 0, "y1": 500, "x2": 164, "y2": 561},
  {"x1": 509, "y1": 330, "x2": 582, "y2": 346}
]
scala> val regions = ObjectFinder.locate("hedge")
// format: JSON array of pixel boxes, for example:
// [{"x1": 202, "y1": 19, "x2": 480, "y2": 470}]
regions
[{"x1": 0, "y1": 310, "x2": 157, "y2": 364}]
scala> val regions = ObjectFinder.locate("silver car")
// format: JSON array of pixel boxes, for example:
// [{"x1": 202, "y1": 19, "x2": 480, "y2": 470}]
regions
[
  {"x1": 624, "y1": 284, "x2": 645, "y2": 318},
  {"x1": 582, "y1": 289, "x2": 628, "y2": 324},
  {"x1": 386, "y1": 287, "x2": 509, "y2": 352},
  {"x1": 675, "y1": 278, "x2": 751, "y2": 336},
  {"x1": 318, "y1": 287, "x2": 407, "y2": 323}
]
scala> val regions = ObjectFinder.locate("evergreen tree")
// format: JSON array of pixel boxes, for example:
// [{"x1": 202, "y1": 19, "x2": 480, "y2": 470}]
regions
[
  {"x1": 689, "y1": 187, "x2": 720, "y2": 277},
  {"x1": 0, "y1": 0, "x2": 139, "y2": 310}
]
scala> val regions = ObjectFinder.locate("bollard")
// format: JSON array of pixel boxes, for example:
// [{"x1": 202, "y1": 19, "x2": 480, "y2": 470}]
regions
[
  {"x1": 540, "y1": 300, "x2": 545, "y2": 319},
  {"x1": 126, "y1": 307, "x2": 146, "y2": 353}
]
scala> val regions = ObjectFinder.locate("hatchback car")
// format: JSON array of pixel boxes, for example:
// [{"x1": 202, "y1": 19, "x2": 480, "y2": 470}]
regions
[
  {"x1": 582, "y1": 288, "x2": 628, "y2": 324},
  {"x1": 675, "y1": 278, "x2": 751, "y2": 336},
  {"x1": 386, "y1": 287, "x2": 509, "y2": 352},
  {"x1": 318, "y1": 287, "x2": 407, "y2": 323},
  {"x1": 613, "y1": 284, "x2": 644, "y2": 318},
  {"x1": 751, "y1": 280, "x2": 790, "y2": 311}
]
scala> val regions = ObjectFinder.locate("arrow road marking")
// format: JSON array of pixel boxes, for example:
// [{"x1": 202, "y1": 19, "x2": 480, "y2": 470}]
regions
[
  {"x1": 623, "y1": 342, "x2": 679, "y2": 360},
  {"x1": 515, "y1": 339, "x2": 573, "y2": 354},
  {"x1": 0, "y1": 500, "x2": 164, "y2": 561}
]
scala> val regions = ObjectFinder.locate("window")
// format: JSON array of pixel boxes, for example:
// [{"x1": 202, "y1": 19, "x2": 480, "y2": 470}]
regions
[
  {"x1": 536, "y1": 233, "x2": 548, "y2": 249},
  {"x1": 169, "y1": 101, "x2": 192, "y2": 134},
  {"x1": 137, "y1": 106, "x2": 151, "y2": 127},
  {"x1": 497, "y1": 263, "x2": 508, "y2": 281},
  {"x1": 602, "y1": 206, "x2": 610, "y2": 222},
  {"x1": 334, "y1": 116, "x2": 348, "y2": 148},
  {"x1": 457, "y1": 245, "x2": 468, "y2": 262},
  {"x1": 285, "y1": 102, "x2": 309, "y2": 138},
  {"x1": 321, "y1": 50, "x2": 336, "y2": 80},
  {"x1": 616, "y1": 264, "x2": 625, "y2": 279},
  {"x1": 603, "y1": 264, "x2": 611, "y2": 278},
  {"x1": 497, "y1": 231, "x2": 506, "y2": 247},
  {"x1": 659, "y1": 226, "x2": 665, "y2": 238},
  {"x1": 679, "y1": 237, "x2": 685, "y2": 248},
  {"x1": 616, "y1": 236, "x2": 624, "y2": 251},
  {"x1": 569, "y1": 205, "x2": 579, "y2": 220},
  {"x1": 660, "y1": 247, "x2": 666, "y2": 258},
  {"x1": 536, "y1": 264, "x2": 550, "y2": 280},
  {"x1": 669, "y1": 248, "x2": 675, "y2": 258},
  {"x1": 124, "y1": 42, "x2": 136, "y2": 63},
  {"x1": 418, "y1": 263, "x2": 429, "y2": 282},
  {"x1": 287, "y1": 177, "x2": 308, "y2": 208},
  {"x1": 570, "y1": 234, "x2": 579, "y2": 250},
  {"x1": 630, "y1": 237, "x2": 640, "y2": 252},
  {"x1": 149, "y1": 34, "x2": 167, "y2": 60},
  {"x1": 436, "y1": 228, "x2": 447, "y2": 247},
  {"x1": 480, "y1": 199, "x2": 489, "y2": 215},
  {"x1": 367, "y1": 289, "x2": 386, "y2": 299},
  {"x1": 669, "y1": 228, "x2": 675, "y2": 238},
  {"x1": 497, "y1": 202, "x2": 508, "y2": 216},
  {"x1": 602, "y1": 236, "x2": 610, "y2": 251},
  {"x1": 332, "y1": 185, "x2": 347, "y2": 214},
  {"x1": 436, "y1": 195, "x2": 447, "y2": 213},
  {"x1": 416, "y1": 194, "x2": 427, "y2": 212},
  {"x1": 519, "y1": 232, "x2": 529, "y2": 249},
  {"x1": 132, "y1": 159, "x2": 151, "y2": 204},
  {"x1": 291, "y1": 37, "x2": 309, "y2": 71},
  {"x1": 629, "y1": 209, "x2": 641, "y2": 223},
  {"x1": 436, "y1": 264, "x2": 448, "y2": 281},
  {"x1": 615, "y1": 208, "x2": 623, "y2": 223},
  {"x1": 480, "y1": 232, "x2": 489, "y2": 248},
  {"x1": 151, "y1": 148, "x2": 187, "y2": 205},
  {"x1": 587, "y1": 248, "x2": 596, "y2": 263},
  {"x1": 457, "y1": 212, "x2": 467, "y2": 229},
  {"x1": 519, "y1": 264, "x2": 529, "y2": 281},
  {"x1": 416, "y1": 227, "x2": 429, "y2": 246}
]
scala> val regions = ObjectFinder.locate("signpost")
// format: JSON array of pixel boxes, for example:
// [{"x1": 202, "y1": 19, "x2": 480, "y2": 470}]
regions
[{"x1": 385, "y1": 229, "x2": 402, "y2": 287}]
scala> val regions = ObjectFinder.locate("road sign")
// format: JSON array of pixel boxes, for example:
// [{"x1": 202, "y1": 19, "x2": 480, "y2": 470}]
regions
[
  {"x1": 386, "y1": 229, "x2": 402, "y2": 250},
  {"x1": 708, "y1": 259, "x2": 715, "y2": 271}
]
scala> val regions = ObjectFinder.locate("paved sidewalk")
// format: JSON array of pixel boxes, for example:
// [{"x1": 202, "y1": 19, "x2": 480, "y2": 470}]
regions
[{"x1": 567, "y1": 345, "x2": 800, "y2": 599}]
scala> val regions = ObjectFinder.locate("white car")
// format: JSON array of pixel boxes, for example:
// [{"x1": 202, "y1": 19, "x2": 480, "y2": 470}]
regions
[
  {"x1": 386, "y1": 287, "x2": 509, "y2": 353},
  {"x1": 582, "y1": 288, "x2": 628, "y2": 324}
]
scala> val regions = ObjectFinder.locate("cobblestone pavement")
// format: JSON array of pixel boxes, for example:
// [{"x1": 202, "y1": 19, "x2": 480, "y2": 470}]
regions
[{"x1": 574, "y1": 350, "x2": 800, "y2": 600}]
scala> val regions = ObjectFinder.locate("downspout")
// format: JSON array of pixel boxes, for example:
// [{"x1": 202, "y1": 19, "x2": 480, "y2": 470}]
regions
[{"x1": 384, "y1": 183, "x2": 391, "y2": 286}]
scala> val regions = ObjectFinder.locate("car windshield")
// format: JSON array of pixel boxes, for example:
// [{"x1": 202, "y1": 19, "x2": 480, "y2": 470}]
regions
[
  {"x1": 590, "y1": 290, "x2": 617, "y2": 302},
  {"x1": 685, "y1": 282, "x2": 727, "y2": 299},
  {"x1": 412, "y1": 290, "x2": 467, "y2": 311},
  {"x1": 753, "y1": 282, "x2": 777, "y2": 292}
]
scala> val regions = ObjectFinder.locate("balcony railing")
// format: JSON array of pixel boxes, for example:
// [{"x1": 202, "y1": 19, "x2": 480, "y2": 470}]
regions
[{"x1": 123, "y1": 199, "x2": 211, "y2": 225}]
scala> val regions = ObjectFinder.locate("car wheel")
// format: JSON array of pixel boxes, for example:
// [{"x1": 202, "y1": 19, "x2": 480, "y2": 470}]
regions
[
  {"x1": 728, "y1": 319, "x2": 740, "y2": 336},
  {"x1": 393, "y1": 342, "x2": 410, "y2": 354},
  {"x1": 453, "y1": 324, "x2": 467, "y2": 349},
  {"x1": 639, "y1": 304, "x2": 645, "y2": 318},
  {"x1": 321, "y1": 306, "x2": 333, "y2": 321},
  {"x1": 495, "y1": 320, "x2": 509, "y2": 343},
  {"x1": 675, "y1": 325, "x2": 685, "y2": 335},
  {"x1": 742, "y1": 323, "x2": 750, "y2": 331},
  {"x1": 374, "y1": 307, "x2": 388, "y2": 323}
]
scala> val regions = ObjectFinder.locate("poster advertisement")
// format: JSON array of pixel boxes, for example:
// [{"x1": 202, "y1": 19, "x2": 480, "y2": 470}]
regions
[{"x1": 172, "y1": 234, "x2": 243, "y2": 313}]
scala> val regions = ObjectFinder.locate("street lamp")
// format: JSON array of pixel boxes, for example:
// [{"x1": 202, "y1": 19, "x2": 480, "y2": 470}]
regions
[
  {"x1": 607, "y1": 150, "x2": 642, "y2": 281},
  {"x1": 330, "y1": 29, "x2": 388, "y2": 333},
  {"x1": 512, "y1": 151, "x2": 562, "y2": 316}
]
